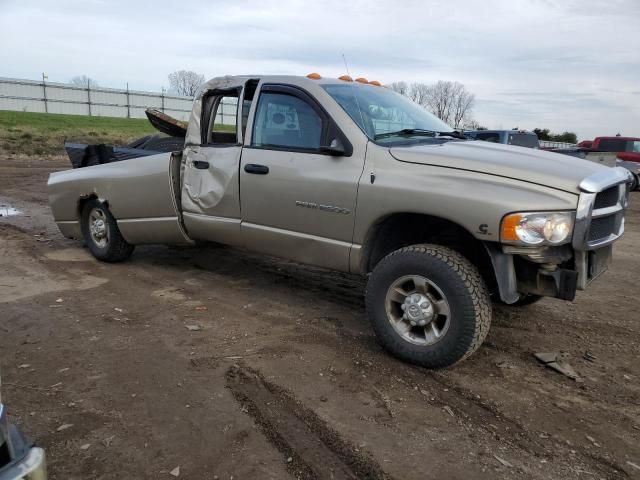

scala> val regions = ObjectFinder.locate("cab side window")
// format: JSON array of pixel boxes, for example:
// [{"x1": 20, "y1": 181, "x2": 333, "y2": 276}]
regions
[
  {"x1": 202, "y1": 91, "x2": 238, "y2": 146},
  {"x1": 252, "y1": 92, "x2": 322, "y2": 151}
]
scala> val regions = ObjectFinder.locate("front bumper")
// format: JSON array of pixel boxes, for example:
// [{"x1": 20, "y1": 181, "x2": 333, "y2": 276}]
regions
[
  {"x1": 488, "y1": 168, "x2": 631, "y2": 304},
  {"x1": 0, "y1": 447, "x2": 46, "y2": 480},
  {"x1": 0, "y1": 404, "x2": 46, "y2": 480}
]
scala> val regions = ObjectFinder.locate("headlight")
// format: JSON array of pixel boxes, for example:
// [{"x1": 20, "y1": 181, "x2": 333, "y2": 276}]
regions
[{"x1": 501, "y1": 211, "x2": 575, "y2": 245}]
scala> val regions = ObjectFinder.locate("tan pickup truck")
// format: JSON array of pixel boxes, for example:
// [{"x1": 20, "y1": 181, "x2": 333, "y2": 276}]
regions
[{"x1": 48, "y1": 74, "x2": 632, "y2": 368}]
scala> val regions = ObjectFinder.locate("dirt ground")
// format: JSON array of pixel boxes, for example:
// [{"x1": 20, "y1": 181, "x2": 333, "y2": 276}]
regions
[{"x1": 0, "y1": 153, "x2": 639, "y2": 480}]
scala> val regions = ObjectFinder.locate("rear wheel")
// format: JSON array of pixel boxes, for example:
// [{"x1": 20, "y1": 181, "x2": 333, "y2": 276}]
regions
[
  {"x1": 81, "y1": 199, "x2": 134, "y2": 262},
  {"x1": 366, "y1": 244, "x2": 491, "y2": 369}
]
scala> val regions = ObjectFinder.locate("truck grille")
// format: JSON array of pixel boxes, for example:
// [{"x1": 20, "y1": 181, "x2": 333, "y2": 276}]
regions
[
  {"x1": 587, "y1": 185, "x2": 626, "y2": 246},
  {"x1": 593, "y1": 185, "x2": 620, "y2": 209},
  {"x1": 588, "y1": 215, "x2": 618, "y2": 242},
  {"x1": 574, "y1": 169, "x2": 630, "y2": 251}
]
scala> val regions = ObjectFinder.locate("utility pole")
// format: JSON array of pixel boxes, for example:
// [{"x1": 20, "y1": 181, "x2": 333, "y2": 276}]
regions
[
  {"x1": 126, "y1": 82, "x2": 131, "y2": 118},
  {"x1": 42, "y1": 73, "x2": 48, "y2": 113}
]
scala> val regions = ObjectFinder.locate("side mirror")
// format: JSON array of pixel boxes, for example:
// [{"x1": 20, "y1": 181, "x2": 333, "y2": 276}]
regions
[{"x1": 320, "y1": 138, "x2": 346, "y2": 156}]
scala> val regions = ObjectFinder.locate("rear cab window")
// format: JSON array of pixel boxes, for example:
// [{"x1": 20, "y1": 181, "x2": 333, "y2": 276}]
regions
[
  {"x1": 508, "y1": 133, "x2": 539, "y2": 148},
  {"x1": 475, "y1": 132, "x2": 501, "y2": 143}
]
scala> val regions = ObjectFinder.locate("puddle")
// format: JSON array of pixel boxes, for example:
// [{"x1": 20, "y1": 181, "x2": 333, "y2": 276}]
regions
[{"x1": 0, "y1": 205, "x2": 22, "y2": 217}]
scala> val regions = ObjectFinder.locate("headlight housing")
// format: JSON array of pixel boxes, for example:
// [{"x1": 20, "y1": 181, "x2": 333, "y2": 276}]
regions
[{"x1": 501, "y1": 211, "x2": 575, "y2": 246}]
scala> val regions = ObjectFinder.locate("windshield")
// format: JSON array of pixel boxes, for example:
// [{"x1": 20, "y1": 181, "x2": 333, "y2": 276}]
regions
[
  {"x1": 322, "y1": 83, "x2": 454, "y2": 144},
  {"x1": 632, "y1": 141, "x2": 640, "y2": 153}
]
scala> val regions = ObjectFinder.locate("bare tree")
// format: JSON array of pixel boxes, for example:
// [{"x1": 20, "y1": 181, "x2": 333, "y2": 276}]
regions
[
  {"x1": 421, "y1": 81, "x2": 475, "y2": 128},
  {"x1": 168, "y1": 70, "x2": 205, "y2": 97},
  {"x1": 388, "y1": 81, "x2": 409, "y2": 96},
  {"x1": 463, "y1": 119, "x2": 487, "y2": 130},
  {"x1": 390, "y1": 80, "x2": 475, "y2": 129},
  {"x1": 450, "y1": 83, "x2": 475, "y2": 129},
  {"x1": 408, "y1": 82, "x2": 430, "y2": 107},
  {"x1": 70, "y1": 75, "x2": 99, "y2": 87}
]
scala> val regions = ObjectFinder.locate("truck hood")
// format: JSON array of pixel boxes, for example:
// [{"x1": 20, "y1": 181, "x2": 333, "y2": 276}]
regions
[{"x1": 389, "y1": 140, "x2": 606, "y2": 194}]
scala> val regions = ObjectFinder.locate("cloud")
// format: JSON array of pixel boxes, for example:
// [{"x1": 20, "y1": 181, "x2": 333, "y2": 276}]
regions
[{"x1": 0, "y1": 0, "x2": 638, "y2": 139}]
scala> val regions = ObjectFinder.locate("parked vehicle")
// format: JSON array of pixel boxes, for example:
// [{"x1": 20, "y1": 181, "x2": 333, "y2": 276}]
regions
[
  {"x1": 583, "y1": 137, "x2": 640, "y2": 190},
  {"x1": 0, "y1": 377, "x2": 47, "y2": 480},
  {"x1": 578, "y1": 136, "x2": 640, "y2": 161},
  {"x1": 549, "y1": 136, "x2": 640, "y2": 190},
  {"x1": 464, "y1": 129, "x2": 540, "y2": 148},
  {"x1": 48, "y1": 74, "x2": 632, "y2": 368}
]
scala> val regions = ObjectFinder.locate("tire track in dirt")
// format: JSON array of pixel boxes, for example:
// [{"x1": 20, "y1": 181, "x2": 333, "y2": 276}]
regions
[
  {"x1": 289, "y1": 319, "x2": 630, "y2": 478},
  {"x1": 411, "y1": 368, "x2": 629, "y2": 478},
  {"x1": 226, "y1": 365, "x2": 391, "y2": 480}
]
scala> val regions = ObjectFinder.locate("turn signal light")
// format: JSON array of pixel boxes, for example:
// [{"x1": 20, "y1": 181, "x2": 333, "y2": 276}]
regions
[{"x1": 501, "y1": 214, "x2": 522, "y2": 242}]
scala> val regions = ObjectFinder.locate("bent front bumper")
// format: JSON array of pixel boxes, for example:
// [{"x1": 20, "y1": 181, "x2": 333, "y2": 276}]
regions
[
  {"x1": 488, "y1": 168, "x2": 631, "y2": 304},
  {"x1": 0, "y1": 447, "x2": 46, "y2": 480},
  {"x1": 0, "y1": 404, "x2": 47, "y2": 480}
]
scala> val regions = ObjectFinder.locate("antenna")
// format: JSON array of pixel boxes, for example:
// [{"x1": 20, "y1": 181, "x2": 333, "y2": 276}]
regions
[{"x1": 342, "y1": 53, "x2": 351, "y2": 76}]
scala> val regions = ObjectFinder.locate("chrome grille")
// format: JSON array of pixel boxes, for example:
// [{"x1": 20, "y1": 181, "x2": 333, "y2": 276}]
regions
[
  {"x1": 588, "y1": 215, "x2": 618, "y2": 242},
  {"x1": 573, "y1": 168, "x2": 631, "y2": 291},
  {"x1": 587, "y1": 184, "x2": 626, "y2": 247},
  {"x1": 573, "y1": 168, "x2": 631, "y2": 251},
  {"x1": 593, "y1": 185, "x2": 620, "y2": 209}
]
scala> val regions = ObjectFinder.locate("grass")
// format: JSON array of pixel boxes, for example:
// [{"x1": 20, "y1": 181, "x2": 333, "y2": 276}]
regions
[{"x1": 0, "y1": 110, "x2": 158, "y2": 156}]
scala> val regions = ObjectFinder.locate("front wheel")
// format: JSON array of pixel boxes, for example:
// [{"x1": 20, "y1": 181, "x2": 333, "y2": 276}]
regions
[
  {"x1": 81, "y1": 199, "x2": 134, "y2": 262},
  {"x1": 366, "y1": 244, "x2": 491, "y2": 369}
]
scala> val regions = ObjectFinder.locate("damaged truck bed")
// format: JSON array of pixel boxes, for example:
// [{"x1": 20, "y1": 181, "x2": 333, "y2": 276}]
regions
[{"x1": 65, "y1": 109, "x2": 187, "y2": 168}]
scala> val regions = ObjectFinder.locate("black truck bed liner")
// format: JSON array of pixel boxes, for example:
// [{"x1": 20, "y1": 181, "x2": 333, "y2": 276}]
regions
[{"x1": 65, "y1": 109, "x2": 186, "y2": 169}]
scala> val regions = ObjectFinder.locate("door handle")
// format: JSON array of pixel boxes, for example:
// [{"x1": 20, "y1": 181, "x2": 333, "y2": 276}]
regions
[
  {"x1": 193, "y1": 160, "x2": 209, "y2": 169},
  {"x1": 244, "y1": 164, "x2": 269, "y2": 175}
]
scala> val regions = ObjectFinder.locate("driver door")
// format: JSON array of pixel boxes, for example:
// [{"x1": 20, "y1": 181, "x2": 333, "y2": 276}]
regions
[{"x1": 239, "y1": 83, "x2": 366, "y2": 271}]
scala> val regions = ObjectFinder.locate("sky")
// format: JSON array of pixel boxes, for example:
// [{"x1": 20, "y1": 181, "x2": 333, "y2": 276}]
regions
[{"x1": 1, "y1": 0, "x2": 639, "y2": 140}]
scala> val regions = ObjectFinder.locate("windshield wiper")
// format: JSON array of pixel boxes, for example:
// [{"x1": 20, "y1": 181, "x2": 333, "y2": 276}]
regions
[
  {"x1": 437, "y1": 130, "x2": 467, "y2": 139},
  {"x1": 374, "y1": 128, "x2": 467, "y2": 140},
  {"x1": 374, "y1": 128, "x2": 439, "y2": 140}
]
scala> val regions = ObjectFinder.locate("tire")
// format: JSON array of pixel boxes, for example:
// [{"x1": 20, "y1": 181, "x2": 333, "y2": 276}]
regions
[
  {"x1": 81, "y1": 199, "x2": 134, "y2": 262},
  {"x1": 632, "y1": 173, "x2": 639, "y2": 192},
  {"x1": 365, "y1": 244, "x2": 491, "y2": 369},
  {"x1": 500, "y1": 294, "x2": 543, "y2": 307}
]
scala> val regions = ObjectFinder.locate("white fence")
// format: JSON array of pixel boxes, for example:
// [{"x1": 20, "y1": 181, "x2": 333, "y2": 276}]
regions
[{"x1": 0, "y1": 77, "x2": 197, "y2": 121}]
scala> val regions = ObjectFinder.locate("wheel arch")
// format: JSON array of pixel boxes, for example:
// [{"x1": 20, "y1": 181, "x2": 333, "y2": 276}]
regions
[{"x1": 359, "y1": 212, "x2": 499, "y2": 296}]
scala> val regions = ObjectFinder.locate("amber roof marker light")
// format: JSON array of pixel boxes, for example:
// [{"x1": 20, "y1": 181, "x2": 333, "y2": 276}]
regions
[
  {"x1": 368, "y1": 80, "x2": 382, "y2": 86},
  {"x1": 306, "y1": 72, "x2": 322, "y2": 80},
  {"x1": 355, "y1": 77, "x2": 369, "y2": 84},
  {"x1": 339, "y1": 75, "x2": 353, "y2": 82}
]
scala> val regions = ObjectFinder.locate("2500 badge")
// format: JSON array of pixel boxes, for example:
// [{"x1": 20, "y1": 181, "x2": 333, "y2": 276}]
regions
[{"x1": 295, "y1": 201, "x2": 351, "y2": 215}]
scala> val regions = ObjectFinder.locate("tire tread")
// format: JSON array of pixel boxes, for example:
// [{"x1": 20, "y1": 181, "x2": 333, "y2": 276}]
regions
[{"x1": 366, "y1": 244, "x2": 491, "y2": 368}]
